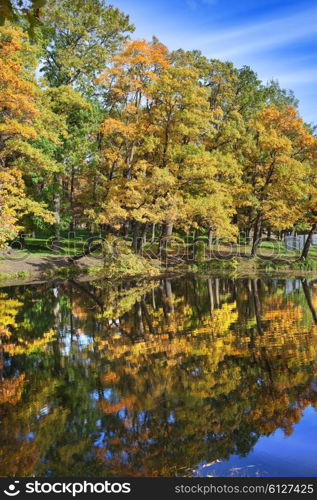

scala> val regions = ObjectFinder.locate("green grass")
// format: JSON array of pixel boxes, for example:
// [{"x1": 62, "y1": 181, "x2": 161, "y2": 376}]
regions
[
  {"x1": 0, "y1": 270, "x2": 30, "y2": 282},
  {"x1": 24, "y1": 236, "x2": 86, "y2": 256},
  {"x1": 5, "y1": 235, "x2": 317, "y2": 268},
  {"x1": 13, "y1": 233, "x2": 103, "y2": 257}
]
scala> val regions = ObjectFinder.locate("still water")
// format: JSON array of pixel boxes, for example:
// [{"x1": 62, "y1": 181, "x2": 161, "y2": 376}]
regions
[{"x1": 0, "y1": 275, "x2": 317, "y2": 477}]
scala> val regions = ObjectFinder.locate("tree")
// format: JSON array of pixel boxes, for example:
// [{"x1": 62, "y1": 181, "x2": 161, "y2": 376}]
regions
[
  {"x1": 40, "y1": 0, "x2": 134, "y2": 94},
  {"x1": 92, "y1": 41, "x2": 241, "y2": 255},
  {"x1": 239, "y1": 106, "x2": 314, "y2": 256},
  {"x1": 37, "y1": 0, "x2": 134, "y2": 245},
  {"x1": 170, "y1": 51, "x2": 298, "y2": 247},
  {"x1": 0, "y1": 24, "x2": 63, "y2": 247},
  {"x1": 144, "y1": 64, "x2": 240, "y2": 241},
  {"x1": 296, "y1": 125, "x2": 317, "y2": 259},
  {"x1": 87, "y1": 39, "x2": 169, "y2": 249}
]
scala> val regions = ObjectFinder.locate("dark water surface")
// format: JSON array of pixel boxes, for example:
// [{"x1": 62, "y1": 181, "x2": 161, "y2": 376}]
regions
[{"x1": 0, "y1": 275, "x2": 317, "y2": 477}]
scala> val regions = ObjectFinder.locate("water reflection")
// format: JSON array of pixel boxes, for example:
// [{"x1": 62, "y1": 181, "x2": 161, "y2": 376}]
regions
[{"x1": 0, "y1": 276, "x2": 317, "y2": 477}]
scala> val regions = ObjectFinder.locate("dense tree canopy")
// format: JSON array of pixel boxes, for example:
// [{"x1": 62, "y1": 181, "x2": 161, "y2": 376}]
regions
[
  {"x1": 2, "y1": 1, "x2": 317, "y2": 481},
  {"x1": 0, "y1": 24, "x2": 60, "y2": 246},
  {"x1": 0, "y1": 1, "x2": 316, "y2": 258}
]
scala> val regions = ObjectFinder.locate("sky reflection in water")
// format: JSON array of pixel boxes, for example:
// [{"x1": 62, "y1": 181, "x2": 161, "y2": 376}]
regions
[{"x1": 0, "y1": 276, "x2": 317, "y2": 477}]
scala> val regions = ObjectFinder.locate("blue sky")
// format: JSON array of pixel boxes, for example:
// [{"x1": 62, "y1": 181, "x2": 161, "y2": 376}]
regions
[{"x1": 113, "y1": 0, "x2": 317, "y2": 124}]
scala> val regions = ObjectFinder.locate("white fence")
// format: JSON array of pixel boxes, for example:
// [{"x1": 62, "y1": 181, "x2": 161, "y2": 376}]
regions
[{"x1": 284, "y1": 234, "x2": 317, "y2": 251}]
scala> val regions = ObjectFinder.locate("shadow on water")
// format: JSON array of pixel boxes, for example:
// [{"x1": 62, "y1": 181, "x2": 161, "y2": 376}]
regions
[{"x1": 0, "y1": 275, "x2": 317, "y2": 477}]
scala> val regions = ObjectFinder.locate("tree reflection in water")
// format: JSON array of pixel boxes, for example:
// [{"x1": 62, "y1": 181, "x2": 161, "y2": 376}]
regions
[{"x1": 1, "y1": 276, "x2": 317, "y2": 477}]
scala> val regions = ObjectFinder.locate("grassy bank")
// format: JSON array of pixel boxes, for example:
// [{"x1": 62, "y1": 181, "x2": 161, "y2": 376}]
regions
[{"x1": 1, "y1": 236, "x2": 317, "y2": 284}]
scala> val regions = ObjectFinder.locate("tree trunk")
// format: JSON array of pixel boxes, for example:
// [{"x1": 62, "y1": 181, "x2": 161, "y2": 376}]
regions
[
  {"x1": 165, "y1": 222, "x2": 173, "y2": 237},
  {"x1": 301, "y1": 278, "x2": 317, "y2": 324},
  {"x1": 251, "y1": 211, "x2": 263, "y2": 257},
  {"x1": 159, "y1": 225, "x2": 164, "y2": 258},
  {"x1": 132, "y1": 221, "x2": 141, "y2": 253},
  {"x1": 141, "y1": 222, "x2": 148, "y2": 245},
  {"x1": 208, "y1": 228, "x2": 213, "y2": 253},
  {"x1": 123, "y1": 220, "x2": 130, "y2": 239},
  {"x1": 52, "y1": 174, "x2": 62, "y2": 253},
  {"x1": 52, "y1": 288, "x2": 62, "y2": 374},
  {"x1": 251, "y1": 279, "x2": 263, "y2": 335},
  {"x1": 141, "y1": 298, "x2": 156, "y2": 335},
  {"x1": 135, "y1": 301, "x2": 145, "y2": 335},
  {"x1": 159, "y1": 222, "x2": 173, "y2": 262},
  {"x1": 19, "y1": 233, "x2": 25, "y2": 249},
  {"x1": 165, "y1": 279, "x2": 174, "y2": 313},
  {"x1": 152, "y1": 288, "x2": 156, "y2": 310},
  {"x1": 69, "y1": 167, "x2": 75, "y2": 233},
  {"x1": 215, "y1": 278, "x2": 220, "y2": 308},
  {"x1": 151, "y1": 223, "x2": 156, "y2": 243},
  {"x1": 207, "y1": 278, "x2": 214, "y2": 315},
  {"x1": 300, "y1": 223, "x2": 316, "y2": 260}
]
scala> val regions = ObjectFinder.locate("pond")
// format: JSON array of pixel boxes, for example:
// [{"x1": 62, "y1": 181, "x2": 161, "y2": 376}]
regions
[{"x1": 0, "y1": 275, "x2": 317, "y2": 477}]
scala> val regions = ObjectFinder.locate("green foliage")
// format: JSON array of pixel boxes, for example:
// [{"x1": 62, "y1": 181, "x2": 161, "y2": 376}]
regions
[
  {"x1": 1, "y1": 2, "x2": 317, "y2": 270},
  {"x1": 195, "y1": 240, "x2": 205, "y2": 263},
  {"x1": 292, "y1": 258, "x2": 317, "y2": 271},
  {"x1": 40, "y1": 0, "x2": 134, "y2": 93},
  {"x1": 102, "y1": 235, "x2": 159, "y2": 280},
  {"x1": 0, "y1": 1, "x2": 46, "y2": 37}
]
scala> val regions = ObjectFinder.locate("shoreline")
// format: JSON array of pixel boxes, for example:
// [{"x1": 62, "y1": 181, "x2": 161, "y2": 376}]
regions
[
  {"x1": 1, "y1": 253, "x2": 317, "y2": 287},
  {"x1": 0, "y1": 254, "x2": 102, "y2": 284}
]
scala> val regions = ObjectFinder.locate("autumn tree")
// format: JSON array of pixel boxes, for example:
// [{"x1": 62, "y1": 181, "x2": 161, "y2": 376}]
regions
[
  {"x1": 0, "y1": 24, "x2": 63, "y2": 247},
  {"x1": 1, "y1": 3, "x2": 315, "y2": 264},
  {"x1": 35, "y1": 0, "x2": 134, "y2": 245},
  {"x1": 295, "y1": 124, "x2": 317, "y2": 259},
  {"x1": 170, "y1": 50, "x2": 298, "y2": 246},
  {"x1": 88, "y1": 39, "x2": 169, "y2": 249},
  {"x1": 239, "y1": 106, "x2": 315, "y2": 256},
  {"x1": 144, "y1": 63, "x2": 241, "y2": 242},
  {"x1": 92, "y1": 41, "x2": 242, "y2": 257}
]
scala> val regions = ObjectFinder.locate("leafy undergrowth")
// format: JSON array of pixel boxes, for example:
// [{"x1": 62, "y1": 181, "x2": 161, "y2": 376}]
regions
[
  {"x1": 258, "y1": 257, "x2": 317, "y2": 271},
  {"x1": 101, "y1": 235, "x2": 160, "y2": 280},
  {"x1": 291, "y1": 258, "x2": 317, "y2": 271},
  {"x1": 0, "y1": 270, "x2": 30, "y2": 282}
]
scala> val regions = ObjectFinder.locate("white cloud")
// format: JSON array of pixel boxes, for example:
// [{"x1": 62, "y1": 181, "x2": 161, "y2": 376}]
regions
[
  {"x1": 193, "y1": 8, "x2": 317, "y2": 59},
  {"x1": 114, "y1": 1, "x2": 317, "y2": 123},
  {"x1": 272, "y1": 69, "x2": 317, "y2": 86}
]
